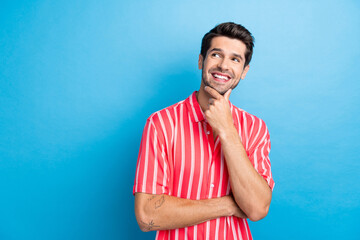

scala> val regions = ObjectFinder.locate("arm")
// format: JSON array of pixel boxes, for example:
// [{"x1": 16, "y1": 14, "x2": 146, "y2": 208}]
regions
[
  {"x1": 219, "y1": 125, "x2": 272, "y2": 221},
  {"x1": 204, "y1": 87, "x2": 272, "y2": 221},
  {"x1": 134, "y1": 192, "x2": 246, "y2": 232}
]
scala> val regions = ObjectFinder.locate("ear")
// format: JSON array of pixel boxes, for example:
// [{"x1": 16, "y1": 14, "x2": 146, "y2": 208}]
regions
[
  {"x1": 241, "y1": 64, "x2": 250, "y2": 80},
  {"x1": 198, "y1": 54, "x2": 203, "y2": 70}
]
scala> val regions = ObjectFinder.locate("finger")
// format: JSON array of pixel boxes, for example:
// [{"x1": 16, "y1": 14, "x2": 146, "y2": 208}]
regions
[
  {"x1": 224, "y1": 89, "x2": 232, "y2": 101},
  {"x1": 204, "y1": 86, "x2": 221, "y2": 100},
  {"x1": 208, "y1": 98, "x2": 215, "y2": 105}
]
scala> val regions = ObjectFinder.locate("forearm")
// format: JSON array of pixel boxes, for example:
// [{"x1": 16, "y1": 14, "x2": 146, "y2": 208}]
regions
[
  {"x1": 201, "y1": 86, "x2": 272, "y2": 221},
  {"x1": 134, "y1": 192, "x2": 242, "y2": 232},
  {"x1": 219, "y1": 126, "x2": 272, "y2": 221}
]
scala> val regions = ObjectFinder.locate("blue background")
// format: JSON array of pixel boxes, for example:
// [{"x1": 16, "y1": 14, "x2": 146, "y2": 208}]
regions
[{"x1": 1, "y1": 0, "x2": 359, "y2": 239}]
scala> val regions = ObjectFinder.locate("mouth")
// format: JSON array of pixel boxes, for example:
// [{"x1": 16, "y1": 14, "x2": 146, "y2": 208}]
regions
[{"x1": 211, "y1": 72, "x2": 231, "y2": 82}]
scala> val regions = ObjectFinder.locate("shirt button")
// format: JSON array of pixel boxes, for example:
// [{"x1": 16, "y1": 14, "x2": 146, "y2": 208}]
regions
[
  {"x1": 210, "y1": 183, "x2": 214, "y2": 188},
  {"x1": 206, "y1": 131, "x2": 210, "y2": 135}
]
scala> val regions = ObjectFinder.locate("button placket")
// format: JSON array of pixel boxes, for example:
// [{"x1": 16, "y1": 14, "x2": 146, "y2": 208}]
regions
[{"x1": 203, "y1": 121, "x2": 214, "y2": 198}]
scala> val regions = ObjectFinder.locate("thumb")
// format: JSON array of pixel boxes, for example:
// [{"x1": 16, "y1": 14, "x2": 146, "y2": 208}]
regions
[{"x1": 224, "y1": 89, "x2": 232, "y2": 101}]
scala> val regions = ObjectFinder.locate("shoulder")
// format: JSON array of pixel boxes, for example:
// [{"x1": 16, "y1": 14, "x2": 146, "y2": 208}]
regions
[
  {"x1": 232, "y1": 104, "x2": 268, "y2": 129},
  {"x1": 231, "y1": 104, "x2": 270, "y2": 149},
  {"x1": 147, "y1": 100, "x2": 185, "y2": 126},
  {"x1": 144, "y1": 99, "x2": 186, "y2": 144}
]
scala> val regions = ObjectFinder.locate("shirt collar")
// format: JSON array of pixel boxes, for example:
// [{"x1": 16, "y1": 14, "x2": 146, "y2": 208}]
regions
[
  {"x1": 185, "y1": 91, "x2": 236, "y2": 123},
  {"x1": 185, "y1": 91, "x2": 205, "y2": 122}
]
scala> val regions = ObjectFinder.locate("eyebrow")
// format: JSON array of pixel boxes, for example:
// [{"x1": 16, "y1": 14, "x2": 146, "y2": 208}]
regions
[{"x1": 209, "y1": 48, "x2": 244, "y2": 61}]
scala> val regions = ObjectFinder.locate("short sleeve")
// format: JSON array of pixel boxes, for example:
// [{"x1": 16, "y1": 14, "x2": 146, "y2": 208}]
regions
[
  {"x1": 133, "y1": 117, "x2": 170, "y2": 195},
  {"x1": 248, "y1": 121, "x2": 275, "y2": 190}
]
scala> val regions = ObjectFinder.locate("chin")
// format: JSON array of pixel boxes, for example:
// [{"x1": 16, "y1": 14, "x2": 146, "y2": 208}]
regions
[
  {"x1": 212, "y1": 85, "x2": 231, "y2": 95},
  {"x1": 217, "y1": 90, "x2": 228, "y2": 95},
  {"x1": 202, "y1": 78, "x2": 232, "y2": 95},
  {"x1": 210, "y1": 87, "x2": 228, "y2": 95}
]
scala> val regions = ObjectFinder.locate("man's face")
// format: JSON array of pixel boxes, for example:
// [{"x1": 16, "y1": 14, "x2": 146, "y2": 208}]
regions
[{"x1": 198, "y1": 36, "x2": 250, "y2": 95}]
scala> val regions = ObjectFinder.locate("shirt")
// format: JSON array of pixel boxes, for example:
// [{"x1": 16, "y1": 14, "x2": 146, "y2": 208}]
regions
[{"x1": 133, "y1": 91, "x2": 274, "y2": 240}]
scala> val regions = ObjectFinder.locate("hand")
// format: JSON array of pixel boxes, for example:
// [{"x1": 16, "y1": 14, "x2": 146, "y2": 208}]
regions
[
  {"x1": 224, "y1": 195, "x2": 247, "y2": 219},
  {"x1": 204, "y1": 86, "x2": 235, "y2": 138}
]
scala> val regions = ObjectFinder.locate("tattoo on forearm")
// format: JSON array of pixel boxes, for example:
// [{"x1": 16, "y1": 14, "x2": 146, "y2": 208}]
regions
[
  {"x1": 154, "y1": 196, "x2": 165, "y2": 209},
  {"x1": 140, "y1": 219, "x2": 160, "y2": 231},
  {"x1": 148, "y1": 196, "x2": 156, "y2": 201}
]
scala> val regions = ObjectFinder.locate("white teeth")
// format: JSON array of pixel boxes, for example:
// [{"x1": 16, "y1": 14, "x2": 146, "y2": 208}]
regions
[{"x1": 214, "y1": 74, "x2": 228, "y2": 80}]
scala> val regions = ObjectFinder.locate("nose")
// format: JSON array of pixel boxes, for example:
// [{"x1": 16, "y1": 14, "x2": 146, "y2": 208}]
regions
[{"x1": 217, "y1": 57, "x2": 230, "y2": 71}]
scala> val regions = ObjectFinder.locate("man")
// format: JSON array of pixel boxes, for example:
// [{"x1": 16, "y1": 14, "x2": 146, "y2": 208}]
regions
[{"x1": 133, "y1": 22, "x2": 274, "y2": 240}]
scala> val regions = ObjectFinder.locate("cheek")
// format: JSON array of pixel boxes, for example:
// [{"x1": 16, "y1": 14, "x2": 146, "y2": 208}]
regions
[
  {"x1": 233, "y1": 79, "x2": 240, "y2": 85},
  {"x1": 205, "y1": 59, "x2": 217, "y2": 68}
]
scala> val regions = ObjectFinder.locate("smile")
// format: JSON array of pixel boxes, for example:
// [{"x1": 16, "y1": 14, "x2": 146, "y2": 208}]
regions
[{"x1": 211, "y1": 73, "x2": 231, "y2": 82}]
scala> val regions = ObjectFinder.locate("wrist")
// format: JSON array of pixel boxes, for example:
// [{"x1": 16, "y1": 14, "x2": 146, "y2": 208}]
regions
[
  {"x1": 221, "y1": 195, "x2": 236, "y2": 217},
  {"x1": 218, "y1": 125, "x2": 238, "y2": 141}
]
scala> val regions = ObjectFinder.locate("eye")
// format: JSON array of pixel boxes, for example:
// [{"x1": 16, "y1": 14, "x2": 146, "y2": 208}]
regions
[
  {"x1": 232, "y1": 58, "x2": 240, "y2": 63},
  {"x1": 212, "y1": 53, "x2": 220, "y2": 58}
]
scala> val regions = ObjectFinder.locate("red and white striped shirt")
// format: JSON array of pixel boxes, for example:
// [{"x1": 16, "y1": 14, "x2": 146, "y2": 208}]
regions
[{"x1": 133, "y1": 91, "x2": 274, "y2": 240}]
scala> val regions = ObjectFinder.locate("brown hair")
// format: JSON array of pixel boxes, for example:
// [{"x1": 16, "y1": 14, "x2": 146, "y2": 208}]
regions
[{"x1": 200, "y1": 22, "x2": 255, "y2": 67}]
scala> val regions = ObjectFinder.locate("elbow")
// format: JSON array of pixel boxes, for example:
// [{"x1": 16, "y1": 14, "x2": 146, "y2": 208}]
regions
[
  {"x1": 139, "y1": 225, "x2": 151, "y2": 233},
  {"x1": 137, "y1": 216, "x2": 151, "y2": 232},
  {"x1": 246, "y1": 187, "x2": 272, "y2": 222},
  {"x1": 134, "y1": 193, "x2": 163, "y2": 232},
  {"x1": 138, "y1": 223, "x2": 150, "y2": 233},
  {"x1": 135, "y1": 210, "x2": 151, "y2": 232},
  {"x1": 135, "y1": 202, "x2": 152, "y2": 232},
  {"x1": 138, "y1": 222, "x2": 151, "y2": 232},
  {"x1": 247, "y1": 203, "x2": 270, "y2": 222}
]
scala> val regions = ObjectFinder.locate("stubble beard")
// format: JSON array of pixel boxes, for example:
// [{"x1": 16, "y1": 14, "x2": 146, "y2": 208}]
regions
[{"x1": 201, "y1": 69, "x2": 240, "y2": 95}]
